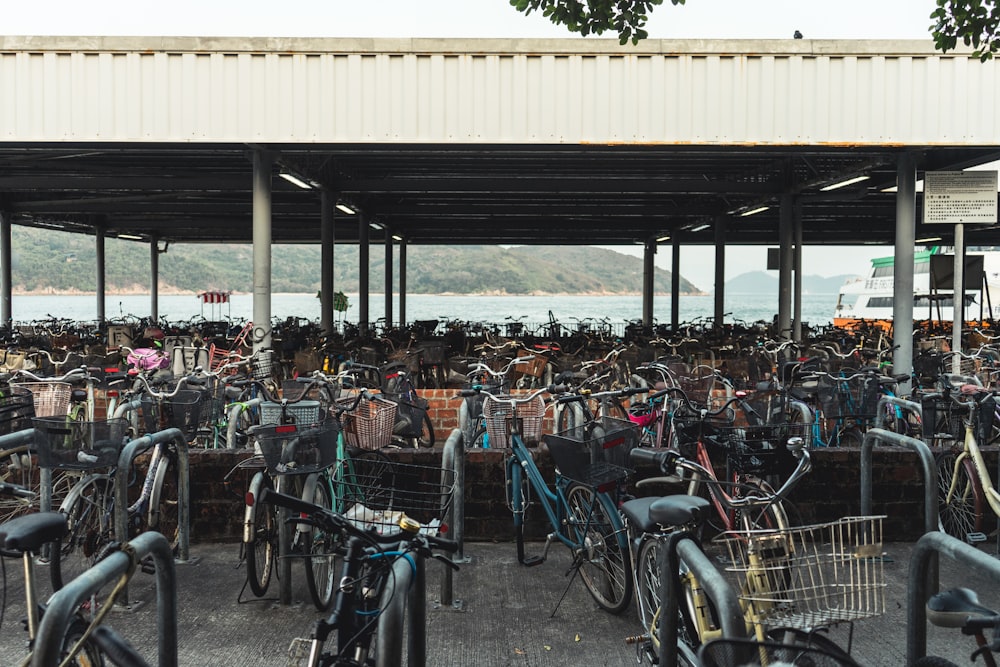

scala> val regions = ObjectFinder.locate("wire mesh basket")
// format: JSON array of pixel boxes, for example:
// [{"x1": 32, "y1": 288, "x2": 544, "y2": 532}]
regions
[
  {"x1": 260, "y1": 400, "x2": 323, "y2": 426},
  {"x1": 714, "y1": 515, "x2": 886, "y2": 633},
  {"x1": 815, "y1": 373, "x2": 880, "y2": 420},
  {"x1": 32, "y1": 417, "x2": 128, "y2": 470},
  {"x1": 543, "y1": 416, "x2": 637, "y2": 487},
  {"x1": 338, "y1": 456, "x2": 456, "y2": 535},
  {"x1": 141, "y1": 389, "x2": 204, "y2": 440},
  {"x1": 251, "y1": 349, "x2": 279, "y2": 381},
  {"x1": 0, "y1": 385, "x2": 36, "y2": 435},
  {"x1": 336, "y1": 394, "x2": 398, "y2": 450},
  {"x1": 510, "y1": 350, "x2": 548, "y2": 379},
  {"x1": 253, "y1": 421, "x2": 339, "y2": 475},
  {"x1": 13, "y1": 381, "x2": 72, "y2": 417},
  {"x1": 482, "y1": 393, "x2": 546, "y2": 448}
]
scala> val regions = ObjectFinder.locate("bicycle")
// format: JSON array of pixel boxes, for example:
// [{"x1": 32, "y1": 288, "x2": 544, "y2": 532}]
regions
[
  {"x1": 464, "y1": 384, "x2": 635, "y2": 614},
  {"x1": 0, "y1": 480, "x2": 153, "y2": 667},
  {"x1": 259, "y1": 486, "x2": 460, "y2": 667},
  {"x1": 622, "y1": 444, "x2": 813, "y2": 665},
  {"x1": 917, "y1": 586, "x2": 1000, "y2": 667}
]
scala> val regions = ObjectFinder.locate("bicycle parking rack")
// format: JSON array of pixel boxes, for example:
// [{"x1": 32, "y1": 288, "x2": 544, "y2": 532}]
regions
[
  {"x1": 0, "y1": 428, "x2": 53, "y2": 510},
  {"x1": 32, "y1": 530, "x2": 178, "y2": 667},
  {"x1": 873, "y1": 395, "x2": 922, "y2": 431},
  {"x1": 660, "y1": 531, "x2": 747, "y2": 667},
  {"x1": 378, "y1": 547, "x2": 432, "y2": 667},
  {"x1": 115, "y1": 427, "x2": 194, "y2": 606},
  {"x1": 860, "y1": 426, "x2": 939, "y2": 591},
  {"x1": 439, "y1": 428, "x2": 466, "y2": 611},
  {"x1": 907, "y1": 530, "x2": 1000, "y2": 664}
]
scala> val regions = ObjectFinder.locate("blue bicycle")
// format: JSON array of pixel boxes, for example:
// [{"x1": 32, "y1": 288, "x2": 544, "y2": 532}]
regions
[{"x1": 463, "y1": 384, "x2": 634, "y2": 614}]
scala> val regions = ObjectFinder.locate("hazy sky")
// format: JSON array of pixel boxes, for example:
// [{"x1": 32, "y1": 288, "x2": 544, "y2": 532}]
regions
[{"x1": 4, "y1": 0, "x2": 958, "y2": 291}]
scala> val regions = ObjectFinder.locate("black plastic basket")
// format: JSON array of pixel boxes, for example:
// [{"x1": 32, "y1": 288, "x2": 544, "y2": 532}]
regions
[
  {"x1": 254, "y1": 421, "x2": 339, "y2": 475},
  {"x1": 543, "y1": 416, "x2": 638, "y2": 487},
  {"x1": 32, "y1": 417, "x2": 128, "y2": 470},
  {"x1": 0, "y1": 385, "x2": 35, "y2": 436},
  {"x1": 816, "y1": 373, "x2": 880, "y2": 419},
  {"x1": 385, "y1": 393, "x2": 428, "y2": 439},
  {"x1": 141, "y1": 389, "x2": 204, "y2": 440}
]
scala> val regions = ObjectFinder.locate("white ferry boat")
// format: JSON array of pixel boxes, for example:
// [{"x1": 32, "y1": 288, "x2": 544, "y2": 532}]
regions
[{"x1": 833, "y1": 247, "x2": 1000, "y2": 328}]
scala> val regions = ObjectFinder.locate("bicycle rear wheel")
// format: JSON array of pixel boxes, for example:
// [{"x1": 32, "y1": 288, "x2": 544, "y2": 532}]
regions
[
  {"x1": 245, "y1": 474, "x2": 276, "y2": 598},
  {"x1": 148, "y1": 448, "x2": 180, "y2": 551},
  {"x1": 302, "y1": 474, "x2": 339, "y2": 611},
  {"x1": 564, "y1": 483, "x2": 632, "y2": 614},
  {"x1": 936, "y1": 450, "x2": 985, "y2": 540}
]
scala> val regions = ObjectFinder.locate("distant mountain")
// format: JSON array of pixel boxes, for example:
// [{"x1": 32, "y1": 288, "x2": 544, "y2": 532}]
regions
[
  {"x1": 724, "y1": 271, "x2": 856, "y2": 295},
  {"x1": 9, "y1": 228, "x2": 703, "y2": 295}
]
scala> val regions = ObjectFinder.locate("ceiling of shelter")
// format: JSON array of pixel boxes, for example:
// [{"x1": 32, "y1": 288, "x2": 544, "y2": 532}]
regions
[{"x1": 1, "y1": 142, "x2": 999, "y2": 248}]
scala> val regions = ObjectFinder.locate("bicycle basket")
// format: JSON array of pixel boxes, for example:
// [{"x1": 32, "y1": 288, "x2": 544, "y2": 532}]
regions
[
  {"x1": 482, "y1": 393, "x2": 545, "y2": 448},
  {"x1": 699, "y1": 638, "x2": 861, "y2": 667},
  {"x1": 141, "y1": 389, "x2": 204, "y2": 440},
  {"x1": 383, "y1": 393, "x2": 428, "y2": 439},
  {"x1": 816, "y1": 373, "x2": 879, "y2": 420},
  {"x1": 714, "y1": 516, "x2": 886, "y2": 633},
  {"x1": 0, "y1": 385, "x2": 35, "y2": 435},
  {"x1": 32, "y1": 417, "x2": 128, "y2": 470},
  {"x1": 543, "y1": 416, "x2": 637, "y2": 487},
  {"x1": 13, "y1": 381, "x2": 71, "y2": 417},
  {"x1": 251, "y1": 349, "x2": 278, "y2": 381},
  {"x1": 338, "y1": 457, "x2": 456, "y2": 534},
  {"x1": 670, "y1": 411, "x2": 735, "y2": 459},
  {"x1": 717, "y1": 423, "x2": 806, "y2": 477},
  {"x1": 260, "y1": 400, "x2": 323, "y2": 426},
  {"x1": 337, "y1": 394, "x2": 397, "y2": 450},
  {"x1": 254, "y1": 420, "x2": 338, "y2": 475}
]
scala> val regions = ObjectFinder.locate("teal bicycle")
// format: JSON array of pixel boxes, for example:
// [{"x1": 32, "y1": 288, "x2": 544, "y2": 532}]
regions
[{"x1": 464, "y1": 384, "x2": 635, "y2": 614}]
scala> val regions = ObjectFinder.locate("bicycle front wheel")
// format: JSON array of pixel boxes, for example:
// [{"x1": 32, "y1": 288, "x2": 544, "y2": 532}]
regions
[
  {"x1": 565, "y1": 483, "x2": 632, "y2": 614},
  {"x1": 936, "y1": 450, "x2": 985, "y2": 540},
  {"x1": 149, "y1": 449, "x2": 180, "y2": 550}
]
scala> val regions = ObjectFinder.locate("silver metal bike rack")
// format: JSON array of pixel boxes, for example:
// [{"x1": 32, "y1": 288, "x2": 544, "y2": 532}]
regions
[
  {"x1": 0, "y1": 428, "x2": 50, "y2": 509},
  {"x1": 32, "y1": 530, "x2": 178, "y2": 667},
  {"x1": 860, "y1": 426, "x2": 939, "y2": 591},
  {"x1": 114, "y1": 427, "x2": 192, "y2": 604},
  {"x1": 660, "y1": 531, "x2": 746, "y2": 667},
  {"x1": 873, "y1": 395, "x2": 922, "y2": 431},
  {"x1": 907, "y1": 530, "x2": 1000, "y2": 664},
  {"x1": 439, "y1": 427, "x2": 466, "y2": 610},
  {"x1": 377, "y1": 549, "x2": 428, "y2": 667}
]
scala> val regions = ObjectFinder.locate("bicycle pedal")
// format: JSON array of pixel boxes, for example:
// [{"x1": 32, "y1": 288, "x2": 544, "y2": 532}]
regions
[
  {"x1": 521, "y1": 555, "x2": 545, "y2": 567},
  {"x1": 140, "y1": 555, "x2": 157, "y2": 575},
  {"x1": 286, "y1": 637, "x2": 313, "y2": 667},
  {"x1": 967, "y1": 532, "x2": 988, "y2": 544}
]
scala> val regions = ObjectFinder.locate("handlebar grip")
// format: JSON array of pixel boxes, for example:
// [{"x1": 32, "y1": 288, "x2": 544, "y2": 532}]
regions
[
  {"x1": 425, "y1": 534, "x2": 460, "y2": 554},
  {"x1": 629, "y1": 447, "x2": 676, "y2": 470},
  {"x1": 457, "y1": 389, "x2": 480, "y2": 398}
]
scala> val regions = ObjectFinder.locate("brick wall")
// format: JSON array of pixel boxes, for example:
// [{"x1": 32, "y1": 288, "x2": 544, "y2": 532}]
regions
[{"x1": 182, "y1": 441, "x2": 986, "y2": 545}]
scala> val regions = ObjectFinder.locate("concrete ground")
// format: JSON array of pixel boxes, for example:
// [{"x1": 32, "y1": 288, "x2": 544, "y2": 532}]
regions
[{"x1": 1, "y1": 539, "x2": 998, "y2": 666}]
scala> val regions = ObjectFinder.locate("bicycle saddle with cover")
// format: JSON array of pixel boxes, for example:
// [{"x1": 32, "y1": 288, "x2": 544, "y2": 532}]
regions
[
  {"x1": 927, "y1": 587, "x2": 998, "y2": 628},
  {"x1": 621, "y1": 495, "x2": 711, "y2": 533}
]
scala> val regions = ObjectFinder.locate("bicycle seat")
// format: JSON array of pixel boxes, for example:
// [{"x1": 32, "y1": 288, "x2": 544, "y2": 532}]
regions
[
  {"x1": 1, "y1": 511, "x2": 67, "y2": 554},
  {"x1": 927, "y1": 587, "x2": 999, "y2": 628},
  {"x1": 621, "y1": 495, "x2": 711, "y2": 533}
]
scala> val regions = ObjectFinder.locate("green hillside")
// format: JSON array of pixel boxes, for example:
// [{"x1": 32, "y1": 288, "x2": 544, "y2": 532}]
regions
[{"x1": 9, "y1": 228, "x2": 703, "y2": 295}]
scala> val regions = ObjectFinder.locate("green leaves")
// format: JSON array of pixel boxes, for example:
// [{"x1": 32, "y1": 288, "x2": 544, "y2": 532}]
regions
[
  {"x1": 510, "y1": 0, "x2": 683, "y2": 45},
  {"x1": 930, "y1": 0, "x2": 1000, "y2": 61}
]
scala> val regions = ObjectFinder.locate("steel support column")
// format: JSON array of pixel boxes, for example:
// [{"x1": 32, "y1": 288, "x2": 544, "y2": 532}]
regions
[
  {"x1": 793, "y1": 200, "x2": 803, "y2": 341},
  {"x1": 953, "y1": 224, "x2": 965, "y2": 373},
  {"x1": 777, "y1": 194, "x2": 794, "y2": 340},
  {"x1": 384, "y1": 232, "x2": 393, "y2": 328},
  {"x1": 714, "y1": 219, "x2": 725, "y2": 327},
  {"x1": 671, "y1": 238, "x2": 681, "y2": 329},
  {"x1": 359, "y1": 214, "x2": 370, "y2": 335},
  {"x1": 399, "y1": 239, "x2": 407, "y2": 327},
  {"x1": 150, "y1": 233, "x2": 159, "y2": 322},
  {"x1": 252, "y1": 150, "x2": 273, "y2": 351},
  {"x1": 321, "y1": 191, "x2": 334, "y2": 336},
  {"x1": 643, "y1": 240, "x2": 655, "y2": 326},
  {"x1": 0, "y1": 212, "x2": 11, "y2": 327},
  {"x1": 894, "y1": 154, "x2": 917, "y2": 393},
  {"x1": 95, "y1": 222, "x2": 106, "y2": 324}
]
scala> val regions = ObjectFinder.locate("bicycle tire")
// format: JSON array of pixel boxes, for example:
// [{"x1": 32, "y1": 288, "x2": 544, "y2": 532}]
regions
[
  {"x1": 635, "y1": 537, "x2": 662, "y2": 634},
  {"x1": 149, "y1": 448, "x2": 180, "y2": 551},
  {"x1": 52, "y1": 475, "x2": 114, "y2": 591},
  {"x1": 59, "y1": 616, "x2": 108, "y2": 667},
  {"x1": 564, "y1": 483, "x2": 632, "y2": 614},
  {"x1": 764, "y1": 628, "x2": 860, "y2": 666},
  {"x1": 416, "y1": 411, "x2": 435, "y2": 448},
  {"x1": 936, "y1": 450, "x2": 985, "y2": 540},
  {"x1": 245, "y1": 474, "x2": 276, "y2": 598},
  {"x1": 508, "y1": 456, "x2": 531, "y2": 561},
  {"x1": 468, "y1": 423, "x2": 489, "y2": 448},
  {"x1": 303, "y1": 474, "x2": 339, "y2": 611}
]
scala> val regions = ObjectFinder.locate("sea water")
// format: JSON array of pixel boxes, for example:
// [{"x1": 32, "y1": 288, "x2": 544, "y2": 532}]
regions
[{"x1": 13, "y1": 292, "x2": 839, "y2": 327}]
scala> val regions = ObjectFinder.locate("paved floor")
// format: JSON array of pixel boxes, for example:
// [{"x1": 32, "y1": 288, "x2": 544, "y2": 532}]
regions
[{"x1": 1, "y1": 539, "x2": 999, "y2": 666}]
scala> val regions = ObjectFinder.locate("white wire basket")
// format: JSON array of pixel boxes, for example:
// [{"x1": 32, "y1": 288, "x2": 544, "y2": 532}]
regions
[
  {"x1": 714, "y1": 515, "x2": 886, "y2": 632},
  {"x1": 482, "y1": 393, "x2": 545, "y2": 448}
]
